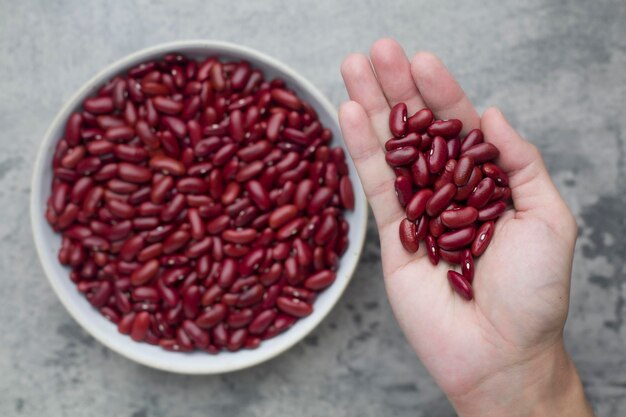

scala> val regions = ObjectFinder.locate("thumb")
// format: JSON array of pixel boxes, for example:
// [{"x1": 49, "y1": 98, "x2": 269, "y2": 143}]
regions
[{"x1": 481, "y1": 107, "x2": 575, "y2": 230}]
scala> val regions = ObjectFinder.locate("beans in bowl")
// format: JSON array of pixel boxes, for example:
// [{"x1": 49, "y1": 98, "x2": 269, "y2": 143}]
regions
[{"x1": 45, "y1": 54, "x2": 355, "y2": 353}]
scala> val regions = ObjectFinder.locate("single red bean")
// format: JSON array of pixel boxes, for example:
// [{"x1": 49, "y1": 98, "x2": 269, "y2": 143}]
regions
[
  {"x1": 65, "y1": 113, "x2": 83, "y2": 146},
  {"x1": 304, "y1": 270, "x2": 336, "y2": 291},
  {"x1": 130, "y1": 311, "x2": 151, "y2": 342},
  {"x1": 467, "y1": 177, "x2": 496, "y2": 209},
  {"x1": 385, "y1": 146, "x2": 418, "y2": 166},
  {"x1": 410, "y1": 151, "x2": 431, "y2": 187},
  {"x1": 447, "y1": 270, "x2": 473, "y2": 301},
  {"x1": 271, "y1": 88, "x2": 301, "y2": 110},
  {"x1": 455, "y1": 167, "x2": 483, "y2": 201},
  {"x1": 131, "y1": 259, "x2": 159, "y2": 286},
  {"x1": 222, "y1": 228, "x2": 258, "y2": 244},
  {"x1": 478, "y1": 200, "x2": 507, "y2": 221},
  {"x1": 185, "y1": 237, "x2": 213, "y2": 258},
  {"x1": 394, "y1": 176, "x2": 413, "y2": 208},
  {"x1": 438, "y1": 227, "x2": 476, "y2": 251},
  {"x1": 196, "y1": 304, "x2": 227, "y2": 329},
  {"x1": 415, "y1": 215, "x2": 429, "y2": 241},
  {"x1": 461, "y1": 249, "x2": 474, "y2": 283},
  {"x1": 429, "y1": 215, "x2": 445, "y2": 238},
  {"x1": 428, "y1": 136, "x2": 448, "y2": 174},
  {"x1": 276, "y1": 297, "x2": 312, "y2": 318},
  {"x1": 461, "y1": 142, "x2": 499, "y2": 164},
  {"x1": 406, "y1": 189, "x2": 433, "y2": 221},
  {"x1": 440, "y1": 249, "x2": 464, "y2": 264},
  {"x1": 399, "y1": 218, "x2": 419, "y2": 253},
  {"x1": 406, "y1": 108, "x2": 433, "y2": 134},
  {"x1": 453, "y1": 155, "x2": 475, "y2": 186},
  {"x1": 182, "y1": 285, "x2": 200, "y2": 319},
  {"x1": 246, "y1": 180, "x2": 271, "y2": 210},
  {"x1": 248, "y1": 309, "x2": 277, "y2": 335},
  {"x1": 385, "y1": 132, "x2": 422, "y2": 151},
  {"x1": 314, "y1": 214, "x2": 337, "y2": 246},
  {"x1": 427, "y1": 119, "x2": 462, "y2": 139},
  {"x1": 460, "y1": 129, "x2": 484, "y2": 153},
  {"x1": 227, "y1": 308, "x2": 254, "y2": 328},
  {"x1": 307, "y1": 187, "x2": 333, "y2": 215},
  {"x1": 441, "y1": 206, "x2": 479, "y2": 229},
  {"x1": 481, "y1": 162, "x2": 509, "y2": 187},
  {"x1": 447, "y1": 137, "x2": 461, "y2": 160},
  {"x1": 425, "y1": 183, "x2": 456, "y2": 217},
  {"x1": 339, "y1": 176, "x2": 355, "y2": 211},
  {"x1": 425, "y1": 235, "x2": 440, "y2": 265},
  {"x1": 84, "y1": 96, "x2": 114, "y2": 114},
  {"x1": 389, "y1": 102, "x2": 407, "y2": 137},
  {"x1": 472, "y1": 221, "x2": 495, "y2": 257},
  {"x1": 150, "y1": 155, "x2": 186, "y2": 176}
]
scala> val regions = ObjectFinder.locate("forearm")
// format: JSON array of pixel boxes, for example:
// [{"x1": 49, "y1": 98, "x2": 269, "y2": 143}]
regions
[{"x1": 450, "y1": 343, "x2": 594, "y2": 417}]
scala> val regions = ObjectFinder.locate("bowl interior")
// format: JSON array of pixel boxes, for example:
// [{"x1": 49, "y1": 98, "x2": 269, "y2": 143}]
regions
[{"x1": 31, "y1": 41, "x2": 367, "y2": 374}]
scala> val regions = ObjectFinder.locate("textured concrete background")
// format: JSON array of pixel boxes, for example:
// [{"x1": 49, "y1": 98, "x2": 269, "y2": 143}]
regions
[{"x1": 1, "y1": 0, "x2": 625, "y2": 415}]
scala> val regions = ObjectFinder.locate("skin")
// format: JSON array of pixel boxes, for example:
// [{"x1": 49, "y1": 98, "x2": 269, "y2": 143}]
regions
[{"x1": 339, "y1": 38, "x2": 595, "y2": 417}]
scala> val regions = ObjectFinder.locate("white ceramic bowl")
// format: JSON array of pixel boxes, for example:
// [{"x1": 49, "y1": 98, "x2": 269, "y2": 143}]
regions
[{"x1": 30, "y1": 40, "x2": 367, "y2": 374}]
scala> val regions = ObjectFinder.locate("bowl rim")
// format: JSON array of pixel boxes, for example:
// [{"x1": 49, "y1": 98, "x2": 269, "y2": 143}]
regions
[{"x1": 30, "y1": 39, "x2": 367, "y2": 374}]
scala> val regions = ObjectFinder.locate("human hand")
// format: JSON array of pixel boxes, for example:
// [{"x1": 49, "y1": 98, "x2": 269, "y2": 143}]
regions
[{"x1": 339, "y1": 39, "x2": 593, "y2": 416}]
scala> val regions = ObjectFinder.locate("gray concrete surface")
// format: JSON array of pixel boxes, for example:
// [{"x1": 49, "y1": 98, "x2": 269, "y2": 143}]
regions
[{"x1": 1, "y1": 0, "x2": 625, "y2": 415}]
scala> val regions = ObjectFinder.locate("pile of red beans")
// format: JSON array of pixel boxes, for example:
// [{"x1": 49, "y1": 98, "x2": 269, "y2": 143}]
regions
[
  {"x1": 385, "y1": 103, "x2": 510, "y2": 300},
  {"x1": 46, "y1": 54, "x2": 355, "y2": 353}
]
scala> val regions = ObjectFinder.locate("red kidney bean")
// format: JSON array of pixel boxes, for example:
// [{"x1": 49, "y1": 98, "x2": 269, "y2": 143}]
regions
[
  {"x1": 447, "y1": 270, "x2": 473, "y2": 300},
  {"x1": 455, "y1": 167, "x2": 483, "y2": 201},
  {"x1": 304, "y1": 270, "x2": 336, "y2": 291},
  {"x1": 447, "y1": 137, "x2": 461, "y2": 160},
  {"x1": 222, "y1": 228, "x2": 257, "y2": 244},
  {"x1": 314, "y1": 214, "x2": 337, "y2": 246},
  {"x1": 429, "y1": 215, "x2": 445, "y2": 238},
  {"x1": 411, "y1": 151, "x2": 431, "y2": 187},
  {"x1": 405, "y1": 189, "x2": 433, "y2": 221},
  {"x1": 385, "y1": 146, "x2": 418, "y2": 166},
  {"x1": 440, "y1": 249, "x2": 464, "y2": 264},
  {"x1": 460, "y1": 129, "x2": 484, "y2": 153},
  {"x1": 428, "y1": 136, "x2": 448, "y2": 174},
  {"x1": 441, "y1": 206, "x2": 478, "y2": 229},
  {"x1": 385, "y1": 132, "x2": 422, "y2": 151},
  {"x1": 131, "y1": 259, "x2": 159, "y2": 286},
  {"x1": 406, "y1": 108, "x2": 433, "y2": 133},
  {"x1": 461, "y1": 249, "x2": 474, "y2": 283},
  {"x1": 307, "y1": 187, "x2": 333, "y2": 215},
  {"x1": 425, "y1": 235, "x2": 440, "y2": 265},
  {"x1": 276, "y1": 297, "x2": 312, "y2": 318},
  {"x1": 130, "y1": 311, "x2": 150, "y2": 342},
  {"x1": 393, "y1": 175, "x2": 413, "y2": 208},
  {"x1": 467, "y1": 177, "x2": 496, "y2": 209},
  {"x1": 437, "y1": 227, "x2": 476, "y2": 251},
  {"x1": 227, "y1": 308, "x2": 254, "y2": 328},
  {"x1": 84, "y1": 96, "x2": 114, "y2": 114},
  {"x1": 477, "y1": 200, "x2": 507, "y2": 221},
  {"x1": 389, "y1": 102, "x2": 407, "y2": 137},
  {"x1": 427, "y1": 119, "x2": 462, "y2": 139},
  {"x1": 425, "y1": 183, "x2": 456, "y2": 217},
  {"x1": 481, "y1": 162, "x2": 509, "y2": 186},
  {"x1": 461, "y1": 142, "x2": 499, "y2": 164},
  {"x1": 196, "y1": 303, "x2": 227, "y2": 329},
  {"x1": 453, "y1": 155, "x2": 474, "y2": 186},
  {"x1": 339, "y1": 176, "x2": 355, "y2": 211},
  {"x1": 65, "y1": 113, "x2": 83, "y2": 146},
  {"x1": 415, "y1": 216, "x2": 429, "y2": 241},
  {"x1": 399, "y1": 218, "x2": 419, "y2": 253}
]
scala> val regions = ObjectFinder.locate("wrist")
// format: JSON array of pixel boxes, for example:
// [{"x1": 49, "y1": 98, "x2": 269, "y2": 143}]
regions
[{"x1": 450, "y1": 341, "x2": 594, "y2": 417}]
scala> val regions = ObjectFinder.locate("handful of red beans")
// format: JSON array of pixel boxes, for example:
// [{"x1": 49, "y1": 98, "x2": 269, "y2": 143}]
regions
[
  {"x1": 46, "y1": 54, "x2": 355, "y2": 353},
  {"x1": 385, "y1": 103, "x2": 510, "y2": 300}
]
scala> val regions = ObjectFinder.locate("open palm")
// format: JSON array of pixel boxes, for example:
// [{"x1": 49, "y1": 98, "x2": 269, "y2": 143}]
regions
[{"x1": 339, "y1": 39, "x2": 578, "y2": 405}]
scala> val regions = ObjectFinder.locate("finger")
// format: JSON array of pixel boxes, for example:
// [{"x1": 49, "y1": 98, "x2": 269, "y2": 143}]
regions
[
  {"x1": 481, "y1": 107, "x2": 574, "y2": 228},
  {"x1": 370, "y1": 38, "x2": 427, "y2": 113},
  {"x1": 340, "y1": 53, "x2": 392, "y2": 143},
  {"x1": 410, "y1": 52, "x2": 480, "y2": 134},
  {"x1": 338, "y1": 101, "x2": 404, "y2": 231}
]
